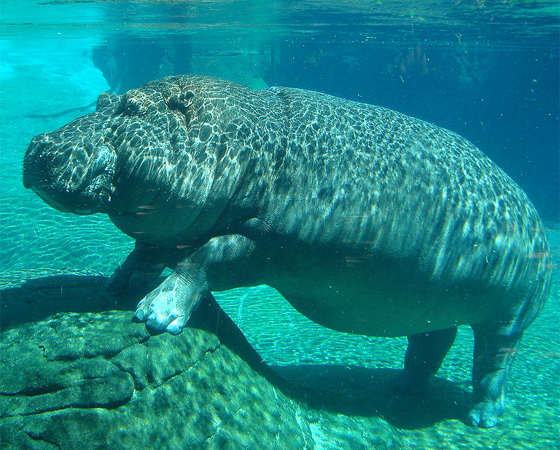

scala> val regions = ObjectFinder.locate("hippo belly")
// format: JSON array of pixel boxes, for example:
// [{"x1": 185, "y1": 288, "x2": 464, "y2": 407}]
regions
[
  {"x1": 258, "y1": 243, "x2": 494, "y2": 337},
  {"x1": 23, "y1": 75, "x2": 552, "y2": 428}
]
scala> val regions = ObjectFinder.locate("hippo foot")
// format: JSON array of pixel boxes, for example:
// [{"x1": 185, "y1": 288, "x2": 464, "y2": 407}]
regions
[
  {"x1": 134, "y1": 271, "x2": 204, "y2": 335},
  {"x1": 467, "y1": 401, "x2": 503, "y2": 428}
]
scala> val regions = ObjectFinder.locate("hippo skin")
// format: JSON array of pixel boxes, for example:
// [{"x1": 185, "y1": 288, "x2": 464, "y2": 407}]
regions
[{"x1": 23, "y1": 75, "x2": 552, "y2": 427}]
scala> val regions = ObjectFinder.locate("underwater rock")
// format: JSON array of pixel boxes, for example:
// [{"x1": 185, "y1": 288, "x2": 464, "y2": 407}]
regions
[{"x1": 0, "y1": 274, "x2": 312, "y2": 450}]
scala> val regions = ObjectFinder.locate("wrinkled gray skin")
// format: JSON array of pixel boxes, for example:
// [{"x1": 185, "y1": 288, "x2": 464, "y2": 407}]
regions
[{"x1": 23, "y1": 75, "x2": 552, "y2": 428}]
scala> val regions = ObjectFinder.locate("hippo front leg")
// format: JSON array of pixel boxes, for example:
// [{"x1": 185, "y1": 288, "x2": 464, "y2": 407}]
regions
[{"x1": 134, "y1": 234, "x2": 262, "y2": 335}]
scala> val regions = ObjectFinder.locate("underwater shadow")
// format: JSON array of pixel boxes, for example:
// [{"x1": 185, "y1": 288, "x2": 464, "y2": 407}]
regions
[
  {"x1": 270, "y1": 364, "x2": 471, "y2": 429},
  {"x1": 0, "y1": 274, "x2": 139, "y2": 330}
]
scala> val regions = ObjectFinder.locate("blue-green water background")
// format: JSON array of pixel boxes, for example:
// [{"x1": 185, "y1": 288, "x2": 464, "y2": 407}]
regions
[{"x1": 1, "y1": 1, "x2": 559, "y2": 448}]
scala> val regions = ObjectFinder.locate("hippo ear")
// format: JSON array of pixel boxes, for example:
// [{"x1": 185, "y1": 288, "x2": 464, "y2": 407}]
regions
[
  {"x1": 166, "y1": 91, "x2": 195, "y2": 127},
  {"x1": 96, "y1": 92, "x2": 121, "y2": 112}
]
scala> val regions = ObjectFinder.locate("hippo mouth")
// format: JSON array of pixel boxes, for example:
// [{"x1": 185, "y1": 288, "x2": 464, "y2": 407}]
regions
[
  {"x1": 25, "y1": 154, "x2": 116, "y2": 216},
  {"x1": 29, "y1": 172, "x2": 114, "y2": 215}
]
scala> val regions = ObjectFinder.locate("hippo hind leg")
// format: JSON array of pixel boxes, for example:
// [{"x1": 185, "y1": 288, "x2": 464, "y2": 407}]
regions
[
  {"x1": 468, "y1": 323, "x2": 522, "y2": 428},
  {"x1": 393, "y1": 327, "x2": 458, "y2": 395},
  {"x1": 393, "y1": 324, "x2": 522, "y2": 428}
]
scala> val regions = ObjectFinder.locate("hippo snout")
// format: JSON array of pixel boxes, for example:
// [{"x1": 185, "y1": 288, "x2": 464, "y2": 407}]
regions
[{"x1": 23, "y1": 133, "x2": 117, "y2": 215}]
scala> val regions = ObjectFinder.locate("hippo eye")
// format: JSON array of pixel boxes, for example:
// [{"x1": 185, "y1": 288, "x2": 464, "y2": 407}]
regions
[
  {"x1": 116, "y1": 94, "x2": 147, "y2": 117},
  {"x1": 167, "y1": 91, "x2": 194, "y2": 127}
]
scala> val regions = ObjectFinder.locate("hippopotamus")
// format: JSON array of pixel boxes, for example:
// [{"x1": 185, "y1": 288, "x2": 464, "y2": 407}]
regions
[{"x1": 23, "y1": 75, "x2": 551, "y2": 428}]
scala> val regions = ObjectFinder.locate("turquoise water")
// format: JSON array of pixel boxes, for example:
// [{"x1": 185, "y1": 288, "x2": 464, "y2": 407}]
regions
[{"x1": 1, "y1": 1, "x2": 559, "y2": 449}]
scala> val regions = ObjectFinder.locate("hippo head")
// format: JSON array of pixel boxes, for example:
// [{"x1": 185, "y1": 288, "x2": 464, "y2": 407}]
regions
[
  {"x1": 23, "y1": 94, "x2": 120, "y2": 215},
  {"x1": 22, "y1": 81, "x2": 194, "y2": 216},
  {"x1": 23, "y1": 76, "x2": 257, "y2": 242}
]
